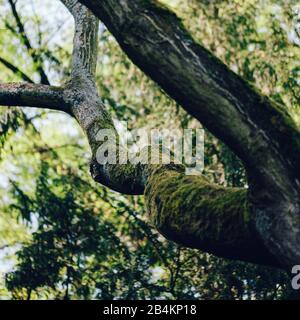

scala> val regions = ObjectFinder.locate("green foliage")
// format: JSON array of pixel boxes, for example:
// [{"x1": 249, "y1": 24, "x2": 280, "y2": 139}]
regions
[
  {"x1": 0, "y1": 108, "x2": 26, "y2": 154},
  {"x1": 7, "y1": 162, "x2": 130, "y2": 299},
  {"x1": 5, "y1": 158, "x2": 291, "y2": 300}
]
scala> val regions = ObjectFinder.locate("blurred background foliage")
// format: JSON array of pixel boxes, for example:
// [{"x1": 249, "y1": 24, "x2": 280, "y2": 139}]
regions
[{"x1": 0, "y1": 0, "x2": 299, "y2": 299}]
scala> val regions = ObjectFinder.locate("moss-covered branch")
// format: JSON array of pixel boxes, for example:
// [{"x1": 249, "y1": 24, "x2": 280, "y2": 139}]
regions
[{"x1": 145, "y1": 167, "x2": 280, "y2": 267}]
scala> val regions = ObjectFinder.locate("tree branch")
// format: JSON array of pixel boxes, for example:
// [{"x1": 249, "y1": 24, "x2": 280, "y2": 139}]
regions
[
  {"x1": 61, "y1": 0, "x2": 99, "y2": 79},
  {"x1": 0, "y1": 83, "x2": 71, "y2": 114}
]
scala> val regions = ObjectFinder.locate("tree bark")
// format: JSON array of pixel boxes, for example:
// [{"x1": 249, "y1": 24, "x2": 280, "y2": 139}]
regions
[{"x1": 0, "y1": 83, "x2": 70, "y2": 114}]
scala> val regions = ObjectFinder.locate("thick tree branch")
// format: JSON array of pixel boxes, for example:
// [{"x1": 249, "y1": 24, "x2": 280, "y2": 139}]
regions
[
  {"x1": 61, "y1": 0, "x2": 99, "y2": 79},
  {"x1": 145, "y1": 166, "x2": 281, "y2": 268},
  {"x1": 0, "y1": 83, "x2": 71, "y2": 114},
  {"x1": 61, "y1": 1, "x2": 146, "y2": 194}
]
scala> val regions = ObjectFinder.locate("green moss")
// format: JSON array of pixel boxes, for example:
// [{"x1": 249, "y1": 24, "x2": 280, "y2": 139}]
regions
[{"x1": 145, "y1": 167, "x2": 252, "y2": 258}]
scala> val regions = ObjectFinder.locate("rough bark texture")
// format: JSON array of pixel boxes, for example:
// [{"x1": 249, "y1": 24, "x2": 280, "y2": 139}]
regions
[
  {"x1": 0, "y1": 0, "x2": 299, "y2": 271},
  {"x1": 0, "y1": 83, "x2": 70, "y2": 114},
  {"x1": 145, "y1": 166, "x2": 280, "y2": 268}
]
